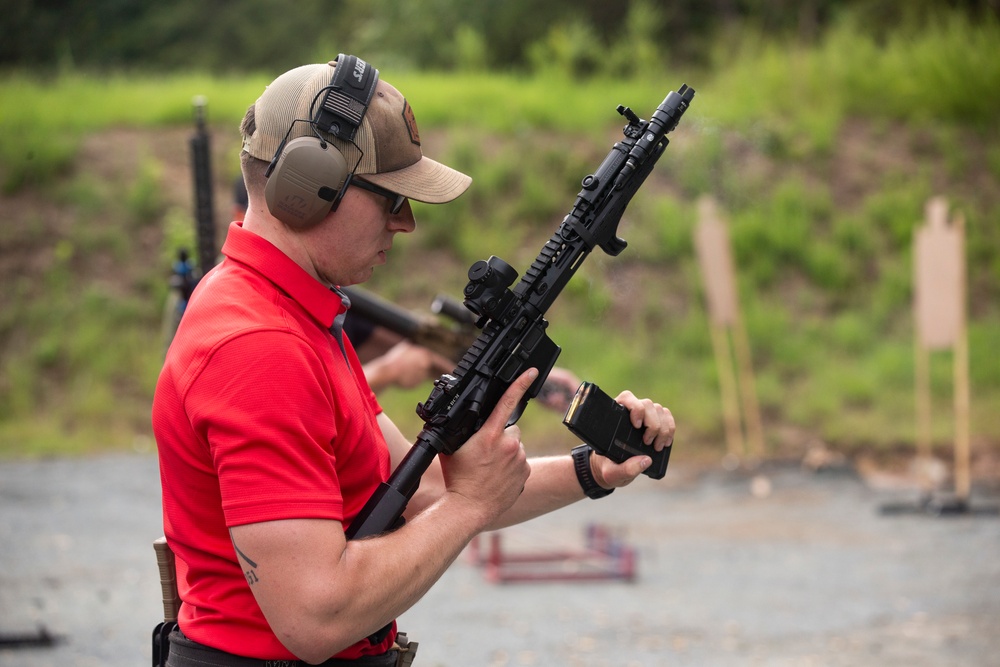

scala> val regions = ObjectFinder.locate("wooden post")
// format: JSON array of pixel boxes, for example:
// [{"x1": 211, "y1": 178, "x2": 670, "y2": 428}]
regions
[
  {"x1": 695, "y1": 196, "x2": 765, "y2": 459},
  {"x1": 913, "y1": 337, "x2": 934, "y2": 493},
  {"x1": 708, "y1": 322, "x2": 744, "y2": 456},
  {"x1": 732, "y1": 313, "x2": 766, "y2": 458},
  {"x1": 952, "y1": 212, "x2": 971, "y2": 502},
  {"x1": 913, "y1": 196, "x2": 970, "y2": 503}
]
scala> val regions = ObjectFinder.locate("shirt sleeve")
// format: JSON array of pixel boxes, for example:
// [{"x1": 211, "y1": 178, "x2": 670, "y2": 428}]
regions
[{"x1": 186, "y1": 329, "x2": 345, "y2": 527}]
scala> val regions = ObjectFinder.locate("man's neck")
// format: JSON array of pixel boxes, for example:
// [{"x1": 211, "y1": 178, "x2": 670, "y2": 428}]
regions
[{"x1": 241, "y1": 211, "x2": 326, "y2": 285}]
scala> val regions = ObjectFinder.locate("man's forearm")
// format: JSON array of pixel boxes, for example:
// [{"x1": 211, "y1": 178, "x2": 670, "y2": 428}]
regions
[{"x1": 484, "y1": 454, "x2": 585, "y2": 531}]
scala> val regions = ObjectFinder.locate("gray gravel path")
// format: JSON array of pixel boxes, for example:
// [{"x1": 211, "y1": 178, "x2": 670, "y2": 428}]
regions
[{"x1": 1, "y1": 453, "x2": 998, "y2": 667}]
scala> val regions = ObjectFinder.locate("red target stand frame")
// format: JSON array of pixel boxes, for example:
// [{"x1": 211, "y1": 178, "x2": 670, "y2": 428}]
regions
[{"x1": 466, "y1": 524, "x2": 637, "y2": 584}]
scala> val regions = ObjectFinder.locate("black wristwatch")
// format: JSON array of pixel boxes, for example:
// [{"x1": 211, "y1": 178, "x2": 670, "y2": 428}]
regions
[{"x1": 572, "y1": 444, "x2": 614, "y2": 499}]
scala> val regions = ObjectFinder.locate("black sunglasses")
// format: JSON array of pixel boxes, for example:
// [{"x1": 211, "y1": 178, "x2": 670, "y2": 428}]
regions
[{"x1": 351, "y1": 178, "x2": 407, "y2": 215}]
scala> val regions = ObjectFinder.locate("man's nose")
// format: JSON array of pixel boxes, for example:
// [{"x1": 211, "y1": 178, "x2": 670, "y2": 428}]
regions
[{"x1": 389, "y1": 200, "x2": 416, "y2": 233}]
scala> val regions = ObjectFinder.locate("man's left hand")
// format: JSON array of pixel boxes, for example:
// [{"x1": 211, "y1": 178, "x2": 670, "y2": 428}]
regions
[{"x1": 591, "y1": 390, "x2": 674, "y2": 489}]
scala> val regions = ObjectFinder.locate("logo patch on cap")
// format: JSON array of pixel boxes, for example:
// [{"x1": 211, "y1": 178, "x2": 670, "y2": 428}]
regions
[{"x1": 401, "y1": 100, "x2": 421, "y2": 146}]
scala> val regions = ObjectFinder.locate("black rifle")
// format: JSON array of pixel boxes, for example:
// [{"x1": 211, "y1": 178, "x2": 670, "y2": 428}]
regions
[
  {"x1": 164, "y1": 98, "x2": 217, "y2": 352},
  {"x1": 189, "y1": 95, "x2": 217, "y2": 279},
  {"x1": 347, "y1": 84, "x2": 695, "y2": 540},
  {"x1": 341, "y1": 286, "x2": 478, "y2": 362},
  {"x1": 342, "y1": 286, "x2": 576, "y2": 406}
]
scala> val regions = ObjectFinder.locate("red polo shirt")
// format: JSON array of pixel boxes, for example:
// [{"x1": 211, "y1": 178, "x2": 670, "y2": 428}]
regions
[{"x1": 152, "y1": 221, "x2": 395, "y2": 660}]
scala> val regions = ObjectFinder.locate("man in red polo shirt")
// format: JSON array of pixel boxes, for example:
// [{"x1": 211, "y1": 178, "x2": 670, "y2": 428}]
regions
[{"x1": 153, "y1": 55, "x2": 674, "y2": 666}]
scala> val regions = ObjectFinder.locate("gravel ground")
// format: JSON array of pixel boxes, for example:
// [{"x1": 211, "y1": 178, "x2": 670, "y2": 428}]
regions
[{"x1": 1, "y1": 452, "x2": 998, "y2": 667}]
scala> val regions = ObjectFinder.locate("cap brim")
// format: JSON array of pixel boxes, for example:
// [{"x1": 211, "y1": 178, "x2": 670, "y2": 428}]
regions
[{"x1": 362, "y1": 156, "x2": 471, "y2": 204}]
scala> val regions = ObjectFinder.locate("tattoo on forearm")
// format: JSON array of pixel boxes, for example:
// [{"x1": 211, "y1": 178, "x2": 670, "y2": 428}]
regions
[{"x1": 230, "y1": 533, "x2": 260, "y2": 586}]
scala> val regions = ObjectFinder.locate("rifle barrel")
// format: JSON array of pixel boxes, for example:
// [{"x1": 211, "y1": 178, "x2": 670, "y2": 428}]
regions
[{"x1": 341, "y1": 286, "x2": 421, "y2": 338}]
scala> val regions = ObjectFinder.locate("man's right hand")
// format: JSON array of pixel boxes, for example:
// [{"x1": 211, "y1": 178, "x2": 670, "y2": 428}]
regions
[{"x1": 438, "y1": 368, "x2": 536, "y2": 528}]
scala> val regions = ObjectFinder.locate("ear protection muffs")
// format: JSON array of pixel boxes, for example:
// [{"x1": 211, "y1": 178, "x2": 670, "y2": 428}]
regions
[{"x1": 264, "y1": 54, "x2": 380, "y2": 229}]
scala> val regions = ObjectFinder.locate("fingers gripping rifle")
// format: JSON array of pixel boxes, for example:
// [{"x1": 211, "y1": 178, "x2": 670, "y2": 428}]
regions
[{"x1": 347, "y1": 84, "x2": 695, "y2": 540}]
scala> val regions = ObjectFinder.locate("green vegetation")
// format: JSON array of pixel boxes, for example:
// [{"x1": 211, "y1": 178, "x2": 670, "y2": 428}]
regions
[{"x1": 0, "y1": 8, "x2": 998, "y2": 460}]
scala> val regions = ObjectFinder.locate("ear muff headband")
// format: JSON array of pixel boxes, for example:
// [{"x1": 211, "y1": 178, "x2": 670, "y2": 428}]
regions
[
  {"x1": 316, "y1": 54, "x2": 379, "y2": 142},
  {"x1": 264, "y1": 55, "x2": 380, "y2": 229}
]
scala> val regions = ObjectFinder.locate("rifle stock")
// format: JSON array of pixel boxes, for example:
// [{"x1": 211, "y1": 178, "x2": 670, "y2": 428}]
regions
[{"x1": 347, "y1": 84, "x2": 695, "y2": 540}]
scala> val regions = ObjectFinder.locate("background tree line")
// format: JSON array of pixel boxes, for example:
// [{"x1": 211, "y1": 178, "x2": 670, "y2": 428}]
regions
[{"x1": 3, "y1": 0, "x2": 997, "y2": 76}]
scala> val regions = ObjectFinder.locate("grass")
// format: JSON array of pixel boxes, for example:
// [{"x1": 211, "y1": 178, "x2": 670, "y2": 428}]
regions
[
  {"x1": 702, "y1": 12, "x2": 1000, "y2": 167},
  {"x1": 1, "y1": 10, "x2": 999, "y2": 459}
]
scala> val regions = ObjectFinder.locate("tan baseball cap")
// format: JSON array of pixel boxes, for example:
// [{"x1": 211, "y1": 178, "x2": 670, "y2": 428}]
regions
[{"x1": 242, "y1": 60, "x2": 471, "y2": 204}]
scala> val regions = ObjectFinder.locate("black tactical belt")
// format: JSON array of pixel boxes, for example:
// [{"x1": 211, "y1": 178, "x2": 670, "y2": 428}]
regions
[{"x1": 165, "y1": 629, "x2": 401, "y2": 667}]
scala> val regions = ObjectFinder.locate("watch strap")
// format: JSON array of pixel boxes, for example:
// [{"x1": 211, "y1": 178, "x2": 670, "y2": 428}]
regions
[{"x1": 572, "y1": 444, "x2": 613, "y2": 499}]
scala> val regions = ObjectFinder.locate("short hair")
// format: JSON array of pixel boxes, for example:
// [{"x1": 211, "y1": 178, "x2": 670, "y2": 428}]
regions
[{"x1": 239, "y1": 104, "x2": 269, "y2": 201}]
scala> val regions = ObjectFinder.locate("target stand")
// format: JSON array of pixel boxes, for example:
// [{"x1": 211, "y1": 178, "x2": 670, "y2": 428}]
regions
[{"x1": 467, "y1": 524, "x2": 637, "y2": 584}]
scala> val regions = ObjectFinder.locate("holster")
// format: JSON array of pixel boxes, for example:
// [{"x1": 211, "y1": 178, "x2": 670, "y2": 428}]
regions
[{"x1": 392, "y1": 632, "x2": 419, "y2": 666}]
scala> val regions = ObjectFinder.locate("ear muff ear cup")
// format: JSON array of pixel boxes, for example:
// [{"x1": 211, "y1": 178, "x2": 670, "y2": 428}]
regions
[{"x1": 264, "y1": 136, "x2": 349, "y2": 229}]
